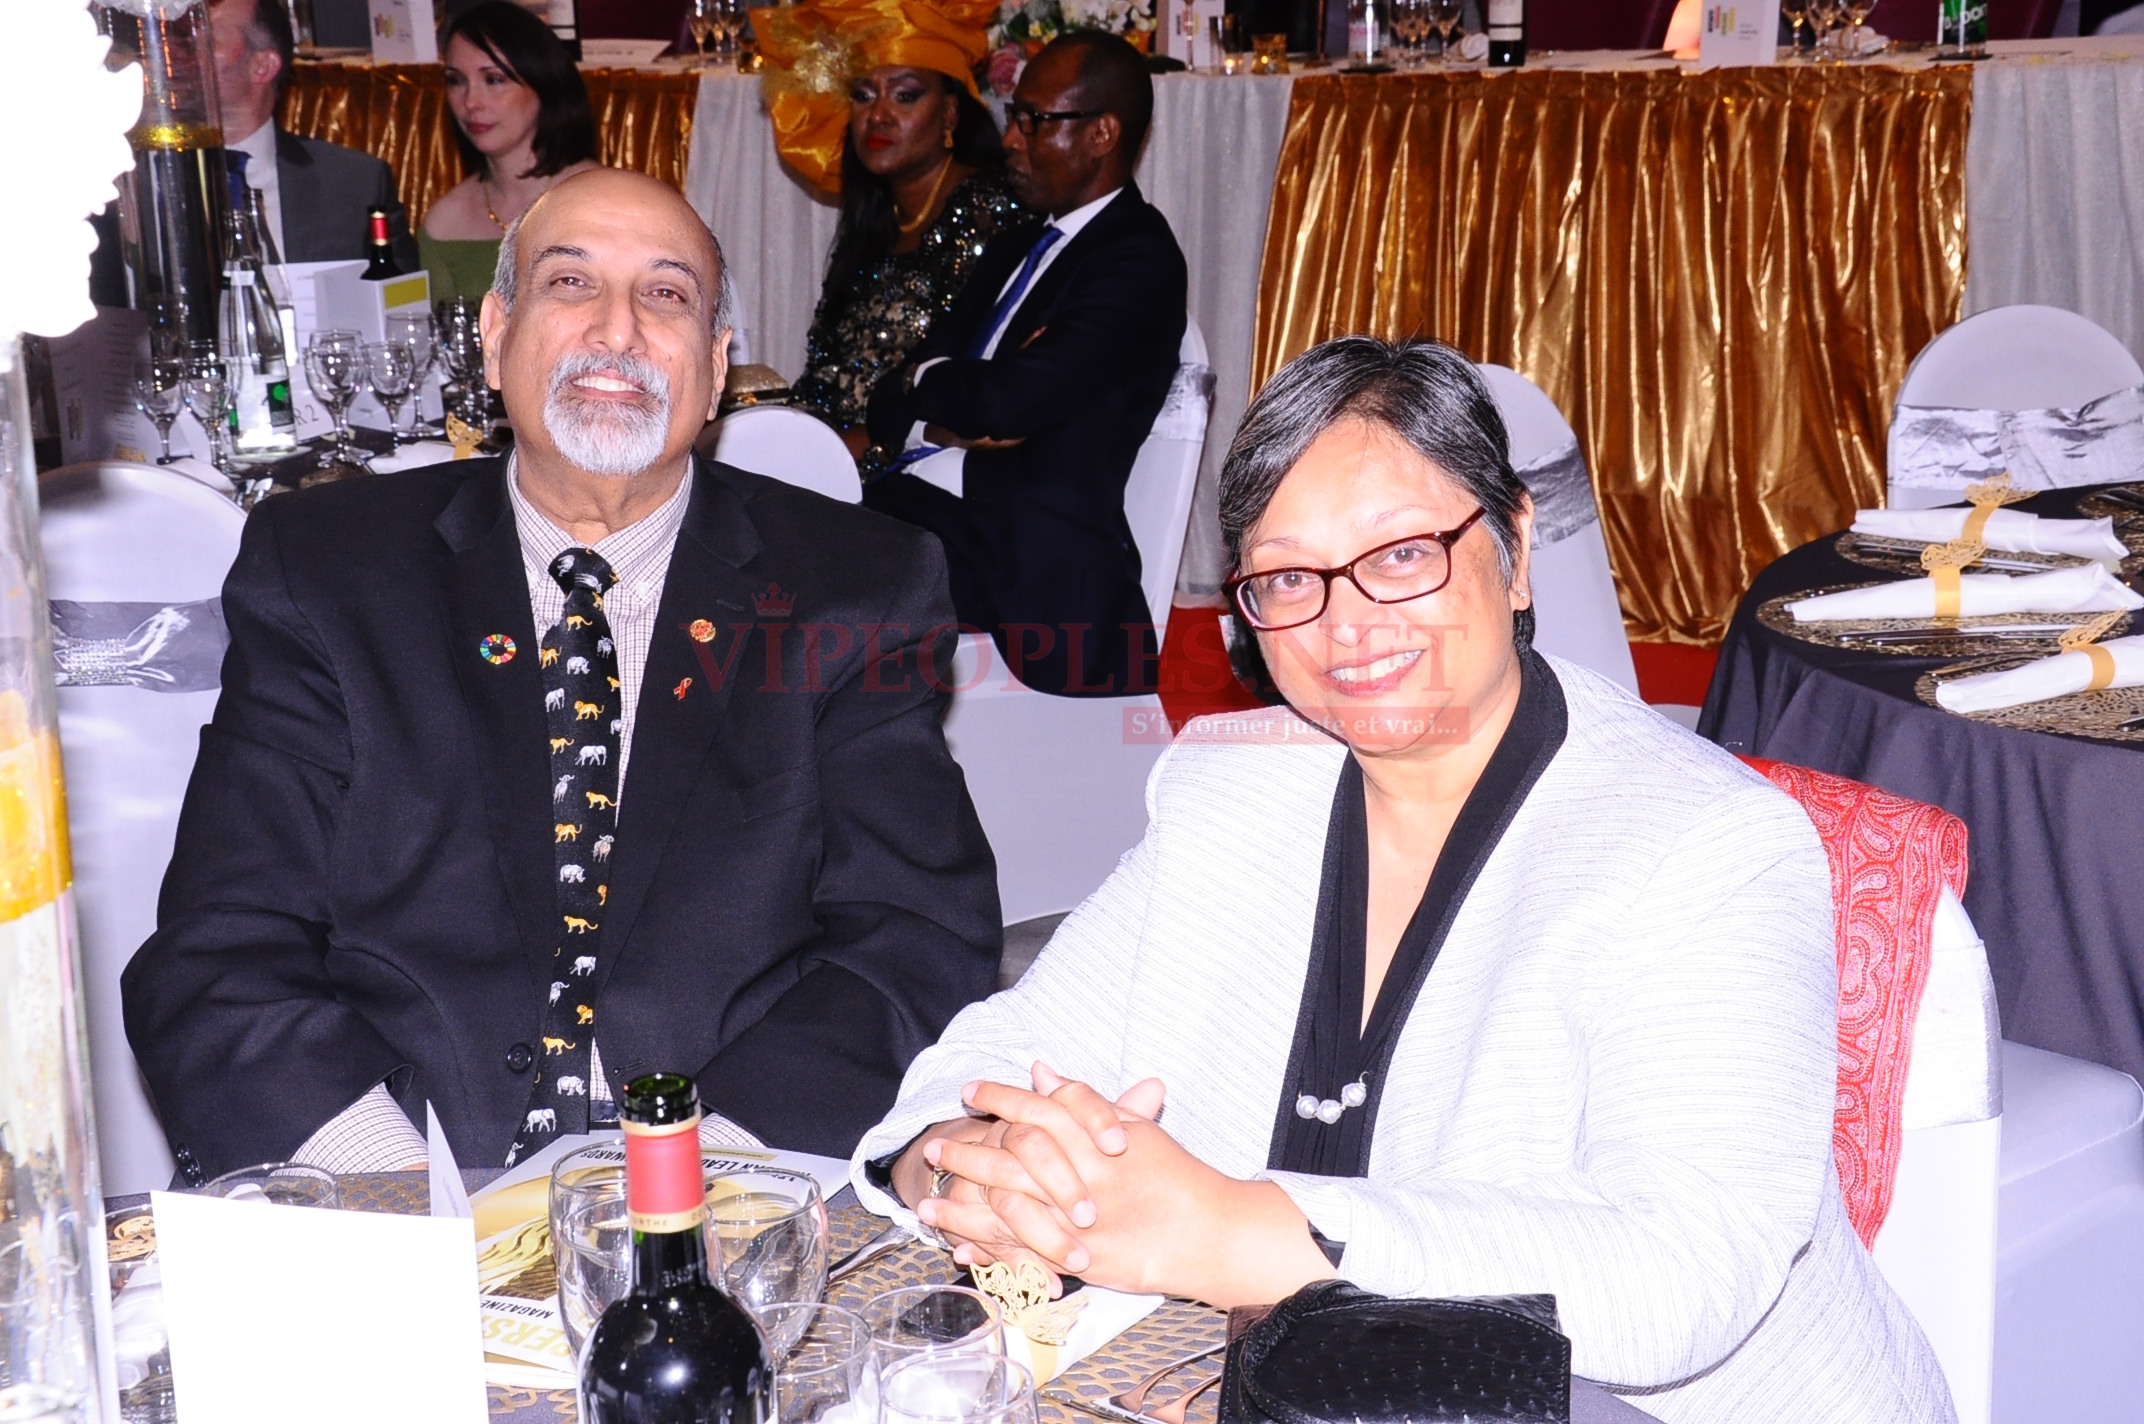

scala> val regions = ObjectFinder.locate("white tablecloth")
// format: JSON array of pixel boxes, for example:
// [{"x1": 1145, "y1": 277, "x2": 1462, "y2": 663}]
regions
[
  {"x1": 1965, "y1": 34, "x2": 2144, "y2": 362},
  {"x1": 681, "y1": 70, "x2": 1296, "y2": 597}
]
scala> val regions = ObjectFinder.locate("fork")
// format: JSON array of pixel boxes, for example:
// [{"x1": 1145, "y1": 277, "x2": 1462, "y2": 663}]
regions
[
  {"x1": 1106, "y1": 1346, "x2": 1225, "y2": 1417},
  {"x1": 1140, "y1": 1373, "x2": 1222, "y2": 1424}
]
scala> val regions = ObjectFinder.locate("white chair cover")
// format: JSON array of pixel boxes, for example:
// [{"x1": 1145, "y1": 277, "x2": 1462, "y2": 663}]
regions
[
  {"x1": 39, "y1": 461, "x2": 245, "y2": 1194},
  {"x1": 1475, "y1": 365, "x2": 1640, "y2": 697},
  {"x1": 1888, "y1": 305, "x2": 2144, "y2": 510},
  {"x1": 702, "y1": 405, "x2": 861, "y2": 504},
  {"x1": 942, "y1": 318, "x2": 1212, "y2": 925}
]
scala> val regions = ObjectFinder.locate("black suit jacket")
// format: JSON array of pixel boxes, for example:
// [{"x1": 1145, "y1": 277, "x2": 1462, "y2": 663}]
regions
[
  {"x1": 122, "y1": 457, "x2": 1000, "y2": 1176},
  {"x1": 275, "y1": 129, "x2": 420, "y2": 271},
  {"x1": 864, "y1": 185, "x2": 1187, "y2": 696}
]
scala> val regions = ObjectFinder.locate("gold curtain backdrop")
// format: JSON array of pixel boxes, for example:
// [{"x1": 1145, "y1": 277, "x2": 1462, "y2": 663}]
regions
[
  {"x1": 279, "y1": 61, "x2": 701, "y2": 224},
  {"x1": 1255, "y1": 65, "x2": 1973, "y2": 645}
]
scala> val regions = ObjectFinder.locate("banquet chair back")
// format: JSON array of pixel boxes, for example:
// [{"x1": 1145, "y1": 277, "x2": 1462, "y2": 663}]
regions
[
  {"x1": 700, "y1": 405, "x2": 862, "y2": 504},
  {"x1": 1888, "y1": 306, "x2": 2144, "y2": 509},
  {"x1": 941, "y1": 316, "x2": 1212, "y2": 926},
  {"x1": 1476, "y1": 365, "x2": 1639, "y2": 697},
  {"x1": 1527, "y1": 0, "x2": 1681, "y2": 48},
  {"x1": 38, "y1": 461, "x2": 245, "y2": 1195},
  {"x1": 1739, "y1": 757, "x2": 1997, "y2": 1424}
]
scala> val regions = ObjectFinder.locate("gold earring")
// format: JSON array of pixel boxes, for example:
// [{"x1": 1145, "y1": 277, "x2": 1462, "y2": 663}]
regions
[{"x1": 944, "y1": 128, "x2": 955, "y2": 150}]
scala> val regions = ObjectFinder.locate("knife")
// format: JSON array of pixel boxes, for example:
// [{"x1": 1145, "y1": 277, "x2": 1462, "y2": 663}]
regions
[
  {"x1": 1849, "y1": 535, "x2": 2060, "y2": 573},
  {"x1": 2091, "y1": 488, "x2": 2144, "y2": 514},
  {"x1": 1844, "y1": 623, "x2": 2083, "y2": 644}
]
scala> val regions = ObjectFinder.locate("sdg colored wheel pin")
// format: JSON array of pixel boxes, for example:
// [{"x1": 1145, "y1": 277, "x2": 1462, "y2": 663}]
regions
[{"x1": 479, "y1": 634, "x2": 517, "y2": 664}]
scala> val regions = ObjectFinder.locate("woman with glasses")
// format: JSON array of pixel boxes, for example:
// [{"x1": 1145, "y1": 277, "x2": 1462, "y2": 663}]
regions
[
  {"x1": 758, "y1": 0, "x2": 1026, "y2": 471},
  {"x1": 851, "y1": 338, "x2": 1953, "y2": 1423}
]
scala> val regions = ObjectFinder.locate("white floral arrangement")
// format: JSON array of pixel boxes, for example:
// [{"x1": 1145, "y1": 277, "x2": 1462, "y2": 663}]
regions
[{"x1": 984, "y1": 0, "x2": 1156, "y2": 95}]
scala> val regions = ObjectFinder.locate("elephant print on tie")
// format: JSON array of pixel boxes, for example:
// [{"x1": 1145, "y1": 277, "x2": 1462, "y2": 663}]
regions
[{"x1": 511, "y1": 545, "x2": 623, "y2": 1164}]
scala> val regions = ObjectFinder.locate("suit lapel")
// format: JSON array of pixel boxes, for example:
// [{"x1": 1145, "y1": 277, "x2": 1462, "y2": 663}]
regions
[
  {"x1": 273, "y1": 130, "x2": 324, "y2": 262},
  {"x1": 997, "y1": 186, "x2": 1145, "y2": 351},
  {"x1": 594, "y1": 459, "x2": 765, "y2": 983},
  {"x1": 436, "y1": 463, "x2": 556, "y2": 995}
]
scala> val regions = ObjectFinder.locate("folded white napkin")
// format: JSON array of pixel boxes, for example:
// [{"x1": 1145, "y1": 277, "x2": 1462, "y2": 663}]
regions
[
  {"x1": 1852, "y1": 508, "x2": 2128, "y2": 563},
  {"x1": 1935, "y1": 635, "x2": 2144, "y2": 714},
  {"x1": 1788, "y1": 563, "x2": 2144, "y2": 622},
  {"x1": 368, "y1": 440, "x2": 460, "y2": 473}
]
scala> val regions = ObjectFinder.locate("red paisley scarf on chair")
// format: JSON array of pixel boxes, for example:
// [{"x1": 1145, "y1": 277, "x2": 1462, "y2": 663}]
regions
[{"x1": 1738, "y1": 757, "x2": 1971, "y2": 1247}]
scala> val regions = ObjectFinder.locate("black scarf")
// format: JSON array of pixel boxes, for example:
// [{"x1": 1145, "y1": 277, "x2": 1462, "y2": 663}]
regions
[{"x1": 1265, "y1": 652, "x2": 1570, "y2": 1178}]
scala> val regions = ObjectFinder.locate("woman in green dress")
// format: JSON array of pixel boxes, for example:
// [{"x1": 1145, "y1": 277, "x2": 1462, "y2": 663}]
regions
[{"x1": 419, "y1": 2, "x2": 601, "y2": 300}]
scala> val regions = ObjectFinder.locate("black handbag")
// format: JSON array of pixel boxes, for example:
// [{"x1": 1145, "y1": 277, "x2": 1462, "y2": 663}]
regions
[{"x1": 1218, "y1": 1281, "x2": 1572, "y2": 1424}]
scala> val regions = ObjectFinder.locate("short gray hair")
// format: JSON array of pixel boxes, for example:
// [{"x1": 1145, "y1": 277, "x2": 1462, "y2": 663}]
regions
[{"x1": 489, "y1": 206, "x2": 735, "y2": 337}]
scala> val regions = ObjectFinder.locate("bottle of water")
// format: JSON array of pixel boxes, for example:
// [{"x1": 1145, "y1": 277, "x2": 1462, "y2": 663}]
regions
[
  {"x1": 219, "y1": 257, "x2": 296, "y2": 453},
  {"x1": 1348, "y1": 0, "x2": 1381, "y2": 65}
]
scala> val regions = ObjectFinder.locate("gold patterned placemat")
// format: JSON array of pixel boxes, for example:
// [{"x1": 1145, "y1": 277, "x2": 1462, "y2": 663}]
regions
[
  {"x1": 1756, "y1": 584, "x2": 2133, "y2": 658},
  {"x1": 1914, "y1": 655, "x2": 2144, "y2": 743},
  {"x1": 1831, "y1": 531, "x2": 2083, "y2": 578},
  {"x1": 2072, "y1": 484, "x2": 2144, "y2": 535}
]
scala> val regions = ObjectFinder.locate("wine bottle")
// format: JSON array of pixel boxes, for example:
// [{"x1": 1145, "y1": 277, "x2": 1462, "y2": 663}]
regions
[
  {"x1": 1486, "y1": 0, "x2": 1524, "y2": 66},
  {"x1": 361, "y1": 207, "x2": 403, "y2": 280},
  {"x1": 219, "y1": 257, "x2": 297, "y2": 453},
  {"x1": 581, "y1": 1074, "x2": 774, "y2": 1424},
  {"x1": 547, "y1": 0, "x2": 583, "y2": 62},
  {"x1": 1937, "y1": 0, "x2": 1987, "y2": 55}
]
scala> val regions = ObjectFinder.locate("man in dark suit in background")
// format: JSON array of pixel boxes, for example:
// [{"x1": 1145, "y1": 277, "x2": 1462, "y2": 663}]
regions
[
  {"x1": 209, "y1": 0, "x2": 419, "y2": 266},
  {"x1": 863, "y1": 32, "x2": 1188, "y2": 698},
  {"x1": 123, "y1": 170, "x2": 999, "y2": 1180}
]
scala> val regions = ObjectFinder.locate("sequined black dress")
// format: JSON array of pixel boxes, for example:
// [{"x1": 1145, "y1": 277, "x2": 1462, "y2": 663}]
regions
[{"x1": 792, "y1": 170, "x2": 1028, "y2": 470}]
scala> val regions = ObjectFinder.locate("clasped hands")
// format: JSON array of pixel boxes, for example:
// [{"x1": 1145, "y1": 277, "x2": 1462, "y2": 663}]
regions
[{"x1": 893, "y1": 1062, "x2": 1333, "y2": 1308}]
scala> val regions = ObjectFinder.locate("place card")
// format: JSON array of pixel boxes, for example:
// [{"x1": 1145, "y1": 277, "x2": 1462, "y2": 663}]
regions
[
  {"x1": 1699, "y1": 0, "x2": 1781, "y2": 68},
  {"x1": 152, "y1": 1190, "x2": 487, "y2": 1424},
  {"x1": 368, "y1": 0, "x2": 438, "y2": 63}
]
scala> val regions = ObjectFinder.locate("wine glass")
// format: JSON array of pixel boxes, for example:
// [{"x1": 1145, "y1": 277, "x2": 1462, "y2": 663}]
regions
[
  {"x1": 555, "y1": 1190, "x2": 631, "y2": 1359},
  {"x1": 181, "y1": 348, "x2": 232, "y2": 476},
  {"x1": 1390, "y1": 0, "x2": 1430, "y2": 66},
  {"x1": 712, "y1": 0, "x2": 746, "y2": 58},
  {"x1": 1781, "y1": 0, "x2": 1810, "y2": 58},
  {"x1": 133, "y1": 356, "x2": 186, "y2": 465},
  {"x1": 1844, "y1": 0, "x2": 1878, "y2": 57},
  {"x1": 303, "y1": 329, "x2": 365, "y2": 468},
  {"x1": 434, "y1": 298, "x2": 488, "y2": 434},
  {"x1": 384, "y1": 310, "x2": 437, "y2": 432},
  {"x1": 703, "y1": 1168, "x2": 828, "y2": 1355},
  {"x1": 1428, "y1": 0, "x2": 1463, "y2": 63},
  {"x1": 862, "y1": 1286, "x2": 1005, "y2": 1366},
  {"x1": 757, "y1": 1304, "x2": 873, "y2": 1424},
  {"x1": 689, "y1": 0, "x2": 718, "y2": 65},
  {"x1": 365, "y1": 340, "x2": 418, "y2": 449}
]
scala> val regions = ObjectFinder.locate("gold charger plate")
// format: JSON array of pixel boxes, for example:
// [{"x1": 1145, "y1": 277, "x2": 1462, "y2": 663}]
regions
[
  {"x1": 1756, "y1": 584, "x2": 2134, "y2": 658},
  {"x1": 1914, "y1": 654, "x2": 2144, "y2": 744},
  {"x1": 1831, "y1": 531, "x2": 2083, "y2": 578}
]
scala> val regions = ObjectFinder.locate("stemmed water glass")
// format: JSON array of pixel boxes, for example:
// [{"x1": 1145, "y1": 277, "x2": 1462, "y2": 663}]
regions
[
  {"x1": 181, "y1": 346, "x2": 232, "y2": 474},
  {"x1": 704, "y1": 1168, "x2": 828, "y2": 1355},
  {"x1": 1844, "y1": 0, "x2": 1879, "y2": 57},
  {"x1": 303, "y1": 329, "x2": 366, "y2": 470},
  {"x1": 1782, "y1": 0, "x2": 1810, "y2": 58},
  {"x1": 365, "y1": 340, "x2": 418, "y2": 449},
  {"x1": 1391, "y1": 0, "x2": 1432, "y2": 66},
  {"x1": 711, "y1": 0, "x2": 746, "y2": 59},
  {"x1": 384, "y1": 310, "x2": 437, "y2": 434},
  {"x1": 1428, "y1": 0, "x2": 1463, "y2": 63},
  {"x1": 1809, "y1": 0, "x2": 1844, "y2": 59},
  {"x1": 133, "y1": 356, "x2": 186, "y2": 465}
]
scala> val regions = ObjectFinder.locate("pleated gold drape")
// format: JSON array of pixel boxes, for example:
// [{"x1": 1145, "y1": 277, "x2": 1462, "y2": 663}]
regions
[
  {"x1": 280, "y1": 62, "x2": 701, "y2": 225},
  {"x1": 1255, "y1": 65, "x2": 1972, "y2": 645}
]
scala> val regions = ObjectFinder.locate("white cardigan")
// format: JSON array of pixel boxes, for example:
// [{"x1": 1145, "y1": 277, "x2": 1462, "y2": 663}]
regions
[{"x1": 852, "y1": 658, "x2": 1955, "y2": 1424}]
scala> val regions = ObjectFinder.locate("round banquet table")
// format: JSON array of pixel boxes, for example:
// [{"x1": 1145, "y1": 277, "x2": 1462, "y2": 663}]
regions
[{"x1": 1699, "y1": 481, "x2": 2144, "y2": 1085}]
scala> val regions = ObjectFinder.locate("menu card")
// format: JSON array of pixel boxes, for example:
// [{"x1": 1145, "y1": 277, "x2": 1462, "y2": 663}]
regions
[{"x1": 1699, "y1": 0, "x2": 1781, "y2": 67}]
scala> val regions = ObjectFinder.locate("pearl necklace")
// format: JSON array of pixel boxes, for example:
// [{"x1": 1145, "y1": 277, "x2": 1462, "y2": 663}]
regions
[{"x1": 1295, "y1": 1075, "x2": 1369, "y2": 1125}]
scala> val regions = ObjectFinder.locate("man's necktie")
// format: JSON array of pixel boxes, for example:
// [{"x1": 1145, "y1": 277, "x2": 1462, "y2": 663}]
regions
[
  {"x1": 965, "y1": 224, "x2": 1063, "y2": 360},
  {"x1": 508, "y1": 547, "x2": 621, "y2": 1166}
]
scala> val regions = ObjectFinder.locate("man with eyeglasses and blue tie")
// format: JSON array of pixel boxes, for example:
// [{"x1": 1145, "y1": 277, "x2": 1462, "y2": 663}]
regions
[{"x1": 862, "y1": 31, "x2": 1189, "y2": 698}]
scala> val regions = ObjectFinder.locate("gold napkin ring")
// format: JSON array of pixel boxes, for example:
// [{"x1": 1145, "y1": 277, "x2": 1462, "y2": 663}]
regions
[
  {"x1": 2085, "y1": 645, "x2": 2118, "y2": 691},
  {"x1": 1920, "y1": 538, "x2": 1981, "y2": 618},
  {"x1": 2059, "y1": 609, "x2": 2125, "y2": 690}
]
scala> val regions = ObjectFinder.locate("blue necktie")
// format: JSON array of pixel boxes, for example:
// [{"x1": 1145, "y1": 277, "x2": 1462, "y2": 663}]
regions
[{"x1": 965, "y1": 225, "x2": 1063, "y2": 359}]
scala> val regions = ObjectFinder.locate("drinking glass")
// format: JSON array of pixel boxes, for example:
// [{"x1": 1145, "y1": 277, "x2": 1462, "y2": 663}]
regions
[
  {"x1": 1844, "y1": 0, "x2": 1878, "y2": 56},
  {"x1": 689, "y1": 0, "x2": 718, "y2": 64},
  {"x1": 384, "y1": 310, "x2": 437, "y2": 431},
  {"x1": 1781, "y1": 0, "x2": 1810, "y2": 57},
  {"x1": 1428, "y1": 0, "x2": 1463, "y2": 63},
  {"x1": 303, "y1": 329, "x2": 365, "y2": 466},
  {"x1": 132, "y1": 357, "x2": 186, "y2": 465},
  {"x1": 713, "y1": 0, "x2": 746, "y2": 57},
  {"x1": 862, "y1": 1285, "x2": 1005, "y2": 1365},
  {"x1": 1389, "y1": 0, "x2": 1429, "y2": 65},
  {"x1": 1809, "y1": 0, "x2": 1844, "y2": 58},
  {"x1": 365, "y1": 340, "x2": 418, "y2": 448},
  {"x1": 181, "y1": 349, "x2": 231, "y2": 476},
  {"x1": 879, "y1": 1354, "x2": 1036, "y2": 1424},
  {"x1": 198, "y1": 1162, "x2": 341, "y2": 1208},
  {"x1": 434, "y1": 298, "x2": 488, "y2": 434},
  {"x1": 705, "y1": 1167, "x2": 828, "y2": 1353},
  {"x1": 555, "y1": 1190, "x2": 632, "y2": 1358},
  {"x1": 758, "y1": 1303, "x2": 873, "y2": 1424}
]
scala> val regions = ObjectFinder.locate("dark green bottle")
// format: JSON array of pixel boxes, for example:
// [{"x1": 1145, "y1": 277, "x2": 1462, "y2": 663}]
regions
[{"x1": 579, "y1": 1074, "x2": 773, "y2": 1424}]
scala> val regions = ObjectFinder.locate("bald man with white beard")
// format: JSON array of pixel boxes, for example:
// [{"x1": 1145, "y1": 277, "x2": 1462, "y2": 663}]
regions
[{"x1": 124, "y1": 171, "x2": 1000, "y2": 1180}]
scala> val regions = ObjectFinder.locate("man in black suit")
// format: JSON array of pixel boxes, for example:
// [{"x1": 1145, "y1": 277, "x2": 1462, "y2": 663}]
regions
[
  {"x1": 209, "y1": 0, "x2": 419, "y2": 266},
  {"x1": 862, "y1": 33, "x2": 1188, "y2": 697},
  {"x1": 123, "y1": 170, "x2": 999, "y2": 1179}
]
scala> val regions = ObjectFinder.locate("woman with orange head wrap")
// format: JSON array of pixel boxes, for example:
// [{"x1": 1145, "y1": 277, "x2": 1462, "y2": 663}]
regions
[{"x1": 758, "y1": 0, "x2": 1031, "y2": 468}]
